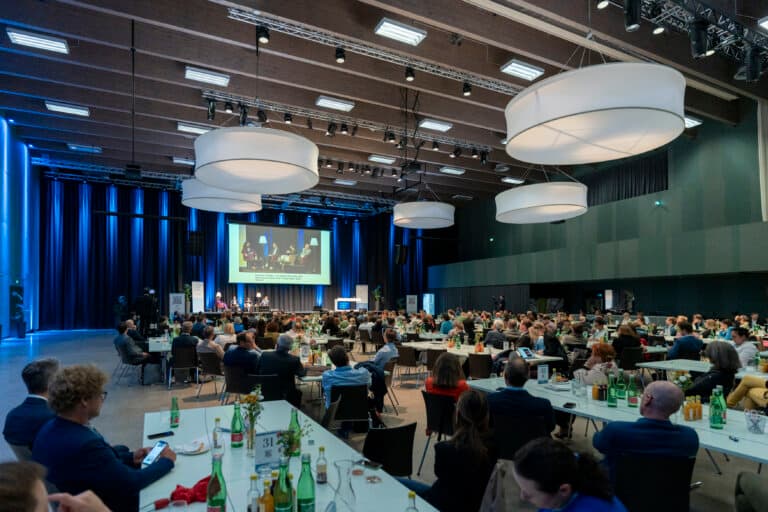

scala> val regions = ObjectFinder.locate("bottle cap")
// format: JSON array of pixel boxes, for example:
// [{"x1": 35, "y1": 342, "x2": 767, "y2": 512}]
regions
[
  {"x1": 319, "y1": 445, "x2": 325, "y2": 452},
  {"x1": 302, "y1": 453, "x2": 311, "y2": 462},
  {"x1": 251, "y1": 474, "x2": 258, "y2": 481},
  {"x1": 215, "y1": 417, "x2": 221, "y2": 421},
  {"x1": 408, "y1": 491, "x2": 416, "y2": 498},
  {"x1": 264, "y1": 480, "x2": 271, "y2": 487}
]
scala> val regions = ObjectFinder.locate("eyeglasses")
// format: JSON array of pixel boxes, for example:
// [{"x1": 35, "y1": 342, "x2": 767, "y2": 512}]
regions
[{"x1": 100, "y1": 391, "x2": 108, "y2": 401}]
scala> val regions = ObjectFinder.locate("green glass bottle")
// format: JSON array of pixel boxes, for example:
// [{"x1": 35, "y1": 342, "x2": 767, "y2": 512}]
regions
[
  {"x1": 206, "y1": 453, "x2": 227, "y2": 512},
  {"x1": 716, "y1": 385, "x2": 727, "y2": 424},
  {"x1": 626, "y1": 374, "x2": 638, "y2": 407},
  {"x1": 616, "y1": 369, "x2": 627, "y2": 400},
  {"x1": 288, "y1": 408, "x2": 301, "y2": 456},
  {"x1": 274, "y1": 457, "x2": 292, "y2": 512},
  {"x1": 607, "y1": 374, "x2": 618, "y2": 407},
  {"x1": 231, "y1": 401, "x2": 244, "y2": 448},
  {"x1": 170, "y1": 396, "x2": 180, "y2": 428},
  {"x1": 709, "y1": 387, "x2": 725, "y2": 430},
  {"x1": 297, "y1": 453, "x2": 315, "y2": 512}
]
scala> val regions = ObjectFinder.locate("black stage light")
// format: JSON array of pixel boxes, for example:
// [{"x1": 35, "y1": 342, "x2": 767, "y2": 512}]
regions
[
  {"x1": 307, "y1": 118, "x2": 313, "y2": 130},
  {"x1": 405, "y1": 66, "x2": 415, "y2": 82},
  {"x1": 284, "y1": 112, "x2": 293, "y2": 124},
  {"x1": 207, "y1": 99, "x2": 216, "y2": 121},
  {"x1": 337, "y1": 163, "x2": 344, "y2": 174},
  {"x1": 450, "y1": 147, "x2": 462, "y2": 158},
  {"x1": 624, "y1": 0, "x2": 641, "y2": 32},
  {"x1": 462, "y1": 81, "x2": 472, "y2": 97},
  {"x1": 256, "y1": 25, "x2": 270, "y2": 44},
  {"x1": 745, "y1": 44, "x2": 762, "y2": 83},
  {"x1": 326, "y1": 122, "x2": 337, "y2": 136},
  {"x1": 350, "y1": 125, "x2": 358, "y2": 136},
  {"x1": 471, "y1": 147, "x2": 479, "y2": 159},
  {"x1": 432, "y1": 140, "x2": 440, "y2": 151},
  {"x1": 239, "y1": 104, "x2": 248, "y2": 126},
  {"x1": 224, "y1": 101, "x2": 234, "y2": 114},
  {"x1": 340, "y1": 123, "x2": 349, "y2": 135},
  {"x1": 335, "y1": 47, "x2": 346, "y2": 64},
  {"x1": 689, "y1": 19, "x2": 709, "y2": 59},
  {"x1": 480, "y1": 151, "x2": 488, "y2": 165},
  {"x1": 387, "y1": 131, "x2": 397, "y2": 143},
  {"x1": 257, "y1": 109, "x2": 269, "y2": 123}
]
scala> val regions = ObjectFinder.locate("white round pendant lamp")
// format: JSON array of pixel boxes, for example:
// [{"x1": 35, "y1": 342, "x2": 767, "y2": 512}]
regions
[
  {"x1": 194, "y1": 126, "x2": 319, "y2": 195},
  {"x1": 495, "y1": 182, "x2": 587, "y2": 224},
  {"x1": 182, "y1": 178, "x2": 263, "y2": 213},
  {"x1": 393, "y1": 201, "x2": 455, "y2": 229},
  {"x1": 504, "y1": 63, "x2": 686, "y2": 165}
]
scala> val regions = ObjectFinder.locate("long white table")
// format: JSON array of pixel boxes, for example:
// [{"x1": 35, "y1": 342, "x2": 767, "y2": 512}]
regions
[
  {"x1": 140, "y1": 401, "x2": 437, "y2": 511},
  {"x1": 636, "y1": 359, "x2": 711, "y2": 373},
  {"x1": 469, "y1": 378, "x2": 768, "y2": 465}
]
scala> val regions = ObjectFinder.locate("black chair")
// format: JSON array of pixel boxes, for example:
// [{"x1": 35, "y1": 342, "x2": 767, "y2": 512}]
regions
[
  {"x1": 196, "y1": 352, "x2": 224, "y2": 399},
  {"x1": 619, "y1": 347, "x2": 644, "y2": 371},
  {"x1": 330, "y1": 384, "x2": 370, "y2": 426},
  {"x1": 113, "y1": 346, "x2": 142, "y2": 385},
  {"x1": 383, "y1": 359, "x2": 400, "y2": 415},
  {"x1": 326, "y1": 338, "x2": 344, "y2": 351},
  {"x1": 614, "y1": 454, "x2": 696, "y2": 512},
  {"x1": 371, "y1": 329, "x2": 385, "y2": 350},
  {"x1": 363, "y1": 422, "x2": 417, "y2": 477},
  {"x1": 468, "y1": 353, "x2": 493, "y2": 379},
  {"x1": 491, "y1": 414, "x2": 550, "y2": 460},
  {"x1": 648, "y1": 335, "x2": 667, "y2": 347},
  {"x1": 321, "y1": 397, "x2": 342, "y2": 429},
  {"x1": 359, "y1": 328, "x2": 373, "y2": 353},
  {"x1": 425, "y1": 349, "x2": 447, "y2": 375},
  {"x1": 395, "y1": 346, "x2": 422, "y2": 387},
  {"x1": 168, "y1": 345, "x2": 198, "y2": 389},
  {"x1": 221, "y1": 365, "x2": 255, "y2": 403},
  {"x1": 256, "y1": 336, "x2": 276, "y2": 350},
  {"x1": 418, "y1": 391, "x2": 456, "y2": 475},
  {"x1": 247, "y1": 374, "x2": 282, "y2": 401},
  {"x1": 406, "y1": 333, "x2": 420, "y2": 343}
]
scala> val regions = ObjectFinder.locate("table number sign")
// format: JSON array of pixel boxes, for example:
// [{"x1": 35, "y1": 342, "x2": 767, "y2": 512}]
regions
[{"x1": 254, "y1": 430, "x2": 281, "y2": 468}]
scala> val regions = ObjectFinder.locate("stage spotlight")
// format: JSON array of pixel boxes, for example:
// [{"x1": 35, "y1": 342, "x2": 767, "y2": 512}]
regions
[
  {"x1": 596, "y1": 0, "x2": 609, "y2": 9},
  {"x1": 256, "y1": 25, "x2": 270, "y2": 44},
  {"x1": 405, "y1": 66, "x2": 415, "y2": 82},
  {"x1": 224, "y1": 101, "x2": 234, "y2": 114},
  {"x1": 396, "y1": 137, "x2": 406, "y2": 149},
  {"x1": 335, "y1": 47, "x2": 346, "y2": 64},
  {"x1": 653, "y1": 26, "x2": 665, "y2": 35},
  {"x1": 471, "y1": 147, "x2": 479, "y2": 159},
  {"x1": 207, "y1": 99, "x2": 216, "y2": 121},
  {"x1": 324, "y1": 160, "x2": 333, "y2": 168},
  {"x1": 326, "y1": 122, "x2": 337, "y2": 136},
  {"x1": 257, "y1": 109, "x2": 269, "y2": 123},
  {"x1": 689, "y1": 19, "x2": 709, "y2": 59},
  {"x1": 624, "y1": 0, "x2": 641, "y2": 32},
  {"x1": 307, "y1": 118, "x2": 313, "y2": 130},
  {"x1": 284, "y1": 112, "x2": 293, "y2": 124},
  {"x1": 391, "y1": 169, "x2": 398, "y2": 178},
  {"x1": 462, "y1": 81, "x2": 472, "y2": 96},
  {"x1": 480, "y1": 151, "x2": 488, "y2": 165},
  {"x1": 397, "y1": 171, "x2": 405, "y2": 182},
  {"x1": 450, "y1": 147, "x2": 462, "y2": 158},
  {"x1": 348, "y1": 162, "x2": 355, "y2": 172},
  {"x1": 337, "y1": 163, "x2": 344, "y2": 174},
  {"x1": 351, "y1": 125, "x2": 358, "y2": 136},
  {"x1": 340, "y1": 123, "x2": 349, "y2": 135},
  {"x1": 432, "y1": 140, "x2": 440, "y2": 151},
  {"x1": 745, "y1": 44, "x2": 763, "y2": 83},
  {"x1": 387, "y1": 131, "x2": 397, "y2": 143},
  {"x1": 238, "y1": 104, "x2": 248, "y2": 126}
]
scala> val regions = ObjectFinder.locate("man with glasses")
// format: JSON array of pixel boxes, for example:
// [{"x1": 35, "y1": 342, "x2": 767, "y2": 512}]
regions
[{"x1": 32, "y1": 365, "x2": 175, "y2": 512}]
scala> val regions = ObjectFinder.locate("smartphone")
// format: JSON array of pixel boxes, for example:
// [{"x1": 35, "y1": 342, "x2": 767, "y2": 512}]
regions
[
  {"x1": 356, "y1": 458, "x2": 382, "y2": 470},
  {"x1": 147, "y1": 431, "x2": 174, "y2": 440},
  {"x1": 142, "y1": 440, "x2": 168, "y2": 466},
  {"x1": 563, "y1": 402, "x2": 577, "y2": 409},
  {"x1": 517, "y1": 347, "x2": 534, "y2": 360}
]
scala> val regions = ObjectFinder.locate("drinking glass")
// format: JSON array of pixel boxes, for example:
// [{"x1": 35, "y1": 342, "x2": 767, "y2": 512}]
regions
[{"x1": 331, "y1": 460, "x2": 357, "y2": 512}]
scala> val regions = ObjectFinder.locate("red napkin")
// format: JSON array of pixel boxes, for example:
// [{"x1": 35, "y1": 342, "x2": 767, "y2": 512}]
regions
[{"x1": 153, "y1": 475, "x2": 211, "y2": 509}]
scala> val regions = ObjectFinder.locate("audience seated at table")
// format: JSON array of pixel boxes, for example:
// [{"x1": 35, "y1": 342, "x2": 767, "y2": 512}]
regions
[
  {"x1": 321, "y1": 316, "x2": 341, "y2": 336},
  {"x1": 487, "y1": 358, "x2": 556, "y2": 435},
  {"x1": 123, "y1": 319, "x2": 146, "y2": 346},
  {"x1": 173, "y1": 321, "x2": 198, "y2": 349},
  {"x1": 372, "y1": 328, "x2": 399, "y2": 368},
  {"x1": 509, "y1": 438, "x2": 628, "y2": 512},
  {"x1": 320, "y1": 346, "x2": 371, "y2": 408},
  {"x1": 541, "y1": 322, "x2": 568, "y2": 372},
  {"x1": 611, "y1": 324, "x2": 641, "y2": 362},
  {"x1": 0, "y1": 461, "x2": 111, "y2": 512},
  {"x1": 214, "y1": 322, "x2": 236, "y2": 347},
  {"x1": 685, "y1": 341, "x2": 740, "y2": 401},
  {"x1": 425, "y1": 352, "x2": 470, "y2": 402},
  {"x1": 731, "y1": 327, "x2": 758, "y2": 368},
  {"x1": 515, "y1": 320, "x2": 534, "y2": 348},
  {"x1": 258, "y1": 334, "x2": 306, "y2": 407},
  {"x1": 718, "y1": 319, "x2": 735, "y2": 340},
  {"x1": 592, "y1": 381, "x2": 699, "y2": 480},
  {"x1": 113, "y1": 322, "x2": 152, "y2": 371},
  {"x1": 400, "y1": 389, "x2": 496, "y2": 512},
  {"x1": 191, "y1": 314, "x2": 207, "y2": 338},
  {"x1": 727, "y1": 374, "x2": 768, "y2": 410},
  {"x1": 3, "y1": 358, "x2": 59, "y2": 450},
  {"x1": 667, "y1": 321, "x2": 703, "y2": 360},
  {"x1": 196, "y1": 326, "x2": 225, "y2": 359},
  {"x1": 264, "y1": 320, "x2": 281, "y2": 342},
  {"x1": 573, "y1": 344, "x2": 618, "y2": 385},
  {"x1": 32, "y1": 365, "x2": 175, "y2": 512},
  {"x1": 439, "y1": 313, "x2": 453, "y2": 335},
  {"x1": 223, "y1": 331, "x2": 261, "y2": 374},
  {"x1": 484, "y1": 320, "x2": 507, "y2": 349}
]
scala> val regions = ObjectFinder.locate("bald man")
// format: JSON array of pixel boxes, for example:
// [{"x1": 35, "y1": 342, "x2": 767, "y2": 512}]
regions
[{"x1": 592, "y1": 381, "x2": 699, "y2": 479}]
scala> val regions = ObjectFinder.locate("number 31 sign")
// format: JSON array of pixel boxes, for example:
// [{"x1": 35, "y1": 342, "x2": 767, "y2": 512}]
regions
[{"x1": 254, "y1": 430, "x2": 281, "y2": 468}]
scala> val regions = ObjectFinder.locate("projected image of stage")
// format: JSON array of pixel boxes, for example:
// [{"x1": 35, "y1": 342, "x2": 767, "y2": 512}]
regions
[{"x1": 228, "y1": 223, "x2": 331, "y2": 285}]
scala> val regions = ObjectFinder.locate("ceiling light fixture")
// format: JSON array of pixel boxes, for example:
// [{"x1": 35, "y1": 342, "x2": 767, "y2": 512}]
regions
[
  {"x1": 44, "y1": 100, "x2": 90, "y2": 117},
  {"x1": 239, "y1": 104, "x2": 249, "y2": 126},
  {"x1": 369, "y1": 154, "x2": 396, "y2": 164},
  {"x1": 334, "y1": 179, "x2": 357, "y2": 186},
  {"x1": 684, "y1": 115, "x2": 702, "y2": 129},
  {"x1": 760, "y1": 16, "x2": 768, "y2": 31},
  {"x1": 256, "y1": 25, "x2": 270, "y2": 44},
  {"x1": 596, "y1": 0, "x2": 610, "y2": 9},
  {"x1": 624, "y1": 0, "x2": 641, "y2": 32},
  {"x1": 177, "y1": 122, "x2": 211, "y2": 135},
  {"x1": 325, "y1": 122, "x2": 337, "y2": 136},
  {"x1": 387, "y1": 131, "x2": 397, "y2": 143},
  {"x1": 315, "y1": 95, "x2": 355, "y2": 112},
  {"x1": 337, "y1": 163, "x2": 344, "y2": 174},
  {"x1": 391, "y1": 169, "x2": 398, "y2": 178},
  {"x1": 324, "y1": 160, "x2": 333, "y2": 168},
  {"x1": 500, "y1": 58, "x2": 545, "y2": 81},
  {"x1": 374, "y1": 17, "x2": 427, "y2": 46},
  {"x1": 431, "y1": 141, "x2": 440, "y2": 151},
  {"x1": 207, "y1": 99, "x2": 216, "y2": 121},
  {"x1": 653, "y1": 26, "x2": 666, "y2": 35},
  {"x1": 405, "y1": 66, "x2": 415, "y2": 82},
  {"x1": 501, "y1": 176, "x2": 525, "y2": 184},
  {"x1": 224, "y1": 102, "x2": 234, "y2": 114},
  {"x1": 5, "y1": 27, "x2": 69, "y2": 54},
  {"x1": 450, "y1": 147, "x2": 462, "y2": 158},
  {"x1": 340, "y1": 123, "x2": 349, "y2": 135},
  {"x1": 257, "y1": 109, "x2": 269, "y2": 123},
  {"x1": 462, "y1": 81, "x2": 472, "y2": 96},
  {"x1": 67, "y1": 143, "x2": 102, "y2": 154},
  {"x1": 284, "y1": 112, "x2": 292, "y2": 124},
  {"x1": 418, "y1": 118, "x2": 453, "y2": 132},
  {"x1": 504, "y1": 63, "x2": 685, "y2": 165},
  {"x1": 182, "y1": 179, "x2": 262, "y2": 213},
  {"x1": 439, "y1": 166, "x2": 465, "y2": 175},
  {"x1": 495, "y1": 182, "x2": 588, "y2": 224},
  {"x1": 184, "y1": 65, "x2": 230, "y2": 87},
  {"x1": 348, "y1": 162, "x2": 355, "y2": 172},
  {"x1": 394, "y1": 201, "x2": 455, "y2": 229},
  {"x1": 471, "y1": 148, "x2": 479, "y2": 159},
  {"x1": 689, "y1": 19, "x2": 710, "y2": 59},
  {"x1": 172, "y1": 157, "x2": 196, "y2": 166},
  {"x1": 335, "y1": 47, "x2": 346, "y2": 64}
]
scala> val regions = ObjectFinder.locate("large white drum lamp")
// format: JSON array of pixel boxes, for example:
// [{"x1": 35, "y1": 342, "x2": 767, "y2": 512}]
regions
[
  {"x1": 393, "y1": 201, "x2": 455, "y2": 229},
  {"x1": 495, "y1": 182, "x2": 587, "y2": 224},
  {"x1": 182, "y1": 178, "x2": 262, "y2": 213}
]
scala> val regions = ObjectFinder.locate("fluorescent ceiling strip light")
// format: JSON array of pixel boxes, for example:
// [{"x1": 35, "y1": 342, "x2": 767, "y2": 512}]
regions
[
  {"x1": 184, "y1": 65, "x2": 230, "y2": 87},
  {"x1": 177, "y1": 122, "x2": 211, "y2": 135},
  {"x1": 44, "y1": 100, "x2": 90, "y2": 117},
  {"x1": 334, "y1": 179, "x2": 357, "y2": 186},
  {"x1": 439, "y1": 166, "x2": 465, "y2": 175},
  {"x1": 374, "y1": 17, "x2": 427, "y2": 46},
  {"x1": 172, "y1": 157, "x2": 196, "y2": 166},
  {"x1": 500, "y1": 58, "x2": 545, "y2": 81},
  {"x1": 418, "y1": 118, "x2": 453, "y2": 132},
  {"x1": 315, "y1": 95, "x2": 356, "y2": 112},
  {"x1": 451, "y1": 194, "x2": 473, "y2": 200},
  {"x1": 368, "y1": 154, "x2": 396, "y2": 164},
  {"x1": 67, "y1": 143, "x2": 102, "y2": 154},
  {"x1": 6, "y1": 27, "x2": 69, "y2": 54},
  {"x1": 501, "y1": 176, "x2": 525, "y2": 184},
  {"x1": 759, "y1": 16, "x2": 768, "y2": 31},
  {"x1": 684, "y1": 115, "x2": 702, "y2": 129}
]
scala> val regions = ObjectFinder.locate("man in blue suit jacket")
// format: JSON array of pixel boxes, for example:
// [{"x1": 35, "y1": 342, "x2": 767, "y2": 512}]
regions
[
  {"x1": 486, "y1": 358, "x2": 556, "y2": 434},
  {"x1": 32, "y1": 365, "x2": 175, "y2": 512},
  {"x1": 667, "y1": 321, "x2": 703, "y2": 360},
  {"x1": 3, "y1": 358, "x2": 59, "y2": 450},
  {"x1": 593, "y1": 380, "x2": 699, "y2": 480}
]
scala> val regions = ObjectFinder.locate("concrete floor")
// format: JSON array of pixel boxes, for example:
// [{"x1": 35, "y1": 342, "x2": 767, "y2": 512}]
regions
[{"x1": 0, "y1": 330, "x2": 757, "y2": 511}]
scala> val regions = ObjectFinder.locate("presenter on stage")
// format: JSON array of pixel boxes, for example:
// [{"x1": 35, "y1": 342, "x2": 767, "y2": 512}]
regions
[
  {"x1": 215, "y1": 292, "x2": 227, "y2": 311},
  {"x1": 261, "y1": 295, "x2": 270, "y2": 308}
]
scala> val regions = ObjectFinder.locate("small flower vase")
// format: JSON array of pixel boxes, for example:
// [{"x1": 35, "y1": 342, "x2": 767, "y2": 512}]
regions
[{"x1": 245, "y1": 412, "x2": 258, "y2": 457}]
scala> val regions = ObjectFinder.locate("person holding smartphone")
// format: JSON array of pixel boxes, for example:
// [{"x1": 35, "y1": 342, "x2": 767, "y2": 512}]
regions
[{"x1": 32, "y1": 365, "x2": 176, "y2": 512}]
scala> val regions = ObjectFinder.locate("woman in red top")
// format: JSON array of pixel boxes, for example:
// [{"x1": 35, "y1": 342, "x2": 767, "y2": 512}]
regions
[{"x1": 425, "y1": 352, "x2": 470, "y2": 401}]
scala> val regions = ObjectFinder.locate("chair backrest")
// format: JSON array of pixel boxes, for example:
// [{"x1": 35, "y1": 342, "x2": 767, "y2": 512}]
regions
[
  {"x1": 383, "y1": 359, "x2": 397, "y2": 387},
  {"x1": 326, "y1": 338, "x2": 344, "y2": 351},
  {"x1": 330, "y1": 385, "x2": 370, "y2": 422},
  {"x1": 491, "y1": 414, "x2": 550, "y2": 460},
  {"x1": 247, "y1": 374, "x2": 282, "y2": 401},
  {"x1": 426, "y1": 349, "x2": 447, "y2": 371},
  {"x1": 396, "y1": 346, "x2": 419, "y2": 367},
  {"x1": 468, "y1": 353, "x2": 493, "y2": 379},
  {"x1": 256, "y1": 337, "x2": 276, "y2": 350},
  {"x1": 198, "y1": 351, "x2": 224, "y2": 376},
  {"x1": 321, "y1": 397, "x2": 342, "y2": 428},
  {"x1": 371, "y1": 329, "x2": 385, "y2": 346},
  {"x1": 614, "y1": 454, "x2": 695, "y2": 512},
  {"x1": 172, "y1": 344, "x2": 197, "y2": 368},
  {"x1": 9, "y1": 444, "x2": 32, "y2": 461},
  {"x1": 619, "y1": 347, "x2": 644, "y2": 370},
  {"x1": 406, "y1": 333, "x2": 420, "y2": 343},
  {"x1": 223, "y1": 365, "x2": 255, "y2": 395},
  {"x1": 648, "y1": 335, "x2": 667, "y2": 347},
  {"x1": 362, "y1": 422, "x2": 417, "y2": 477},
  {"x1": 421, "y1": 391, "x2": 455, "y2": 437},
  {"x1": 359, "y1": 329, "x2": 371, "y2": 343}
]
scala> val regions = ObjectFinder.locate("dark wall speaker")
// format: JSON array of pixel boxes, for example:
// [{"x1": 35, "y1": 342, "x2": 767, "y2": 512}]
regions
[
  {"x1": 394, "y1": 244, "x2": 408, "y2": 265},
  {"x1": 187, "y1": 231, "x2": 205, "y2": 256}
]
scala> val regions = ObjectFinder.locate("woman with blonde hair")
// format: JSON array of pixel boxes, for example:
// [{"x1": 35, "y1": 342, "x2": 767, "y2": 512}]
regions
[{"x1": 214, "y1": 322, "x2": 236, "y2": 347}]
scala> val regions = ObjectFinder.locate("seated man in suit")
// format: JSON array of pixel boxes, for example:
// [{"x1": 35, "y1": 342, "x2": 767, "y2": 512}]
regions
[
  {"x1": 124, "y1": 319, "x2": 146, "y2": 348},
  {"x1": 3, "y1": 358, "x2": 59, "y2": 451},
  {"x1": 592, "y1": 380, "x2": 699, "y2": 480},
  {"x1": 667, "y1": 321, "x2": 703, "y2": 360},
  {"x1": 321, "y1": 346, "x2": 371, "y2": 408},
  {"x1": 172, "y1": 321, "x2": 199, "y2": 350},
  {"x1": 372, "y1": 328, "x2": 399, "y2": 369},
  {"x1": 32, "y1": 365, "x2": 175, "y2": 512},
  {"x1": 484, "y1": 319, "x2": 507, "y2": 349},
  {"x1": 113, "y1": 322, "x2": 150, "y2": 366},
  {"x1": 258, "y1": 334, "x2": 306, "y2": 407},
  {"x1": 486, "y1": 357, "x2": 556, "y2": 434},
  {"x1": 223, "y1": 331, "x2": 261, "y2": 374}
]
